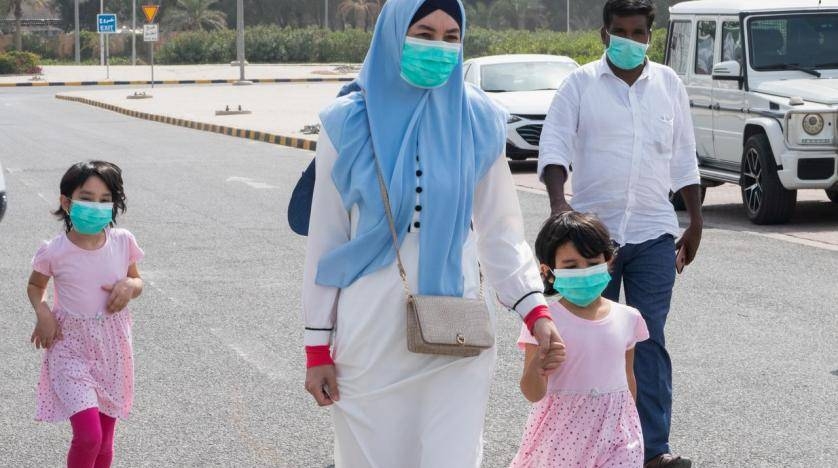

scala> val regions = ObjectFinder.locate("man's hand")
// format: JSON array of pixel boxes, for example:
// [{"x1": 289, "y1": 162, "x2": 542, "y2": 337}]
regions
[
  {"x1": 305, "y1": 364, "x2": 340, "y2": 406},
  {"x1": 531, "y1": 318, "x2": 567, "y2": 376},
  {"x1": 675, "y1": 222, "x2": 702, "y2": 267},
  {"x1": 543, "y1": 165, "x2": 573, "y2": 216}
]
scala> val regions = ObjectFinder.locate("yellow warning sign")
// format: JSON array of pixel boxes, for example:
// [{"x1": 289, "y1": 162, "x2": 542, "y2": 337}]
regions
[{"x1": 142, "y1": 5, "x2": 159, "y2": 23}]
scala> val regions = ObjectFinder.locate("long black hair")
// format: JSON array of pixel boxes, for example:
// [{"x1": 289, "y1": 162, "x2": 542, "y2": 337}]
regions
[
  {"x1": 534, "y1": 212, "x2": 616, "y2": 295},
  {"x1": 53, "y1": 160, "x2": 126, "y2": 233}
]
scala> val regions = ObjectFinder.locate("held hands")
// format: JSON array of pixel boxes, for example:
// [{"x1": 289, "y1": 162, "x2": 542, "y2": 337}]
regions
[
  {"x1": 531, "y1": 318, "x2": 567, "y2": 376},
  {"x1": 101, "y1": 278, "x2": 137, "y2": 313},
  {"x1": 305, "y1": 365, "x2": 340, "y2": 406},
  {"x1": 31, "y1": 304, "x2": 61, "y2": 349}
]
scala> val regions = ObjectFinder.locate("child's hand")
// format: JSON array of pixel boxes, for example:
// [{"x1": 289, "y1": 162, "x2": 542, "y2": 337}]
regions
[
  {"x1": 102, "y1": 278, "x2": 137, "y2": 313},
  {"x1": 31, "y1": 308, "x2": 61, "y2": 349},
  {"x1": 540, "y1": 341, "x2": 567, "y2": 376}
]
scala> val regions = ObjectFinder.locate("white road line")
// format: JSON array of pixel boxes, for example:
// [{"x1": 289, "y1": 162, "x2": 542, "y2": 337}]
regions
[{"x1": 225, "y1": 176, "x2": 277, "y2": 190}]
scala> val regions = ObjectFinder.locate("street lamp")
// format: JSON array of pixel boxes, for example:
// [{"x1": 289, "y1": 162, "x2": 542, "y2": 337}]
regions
[
  {"x1": 234, "y1": 0, "x2": 251, "y2": 85},
  {"x1": 566, "y1": 0, "x2": 570, "y2": 33},
  {"x1": 74, "y1": 0, "x2": 80, "y2": 63},
  {"x1": 324, "y1": 0, "x2": 329, "y2": 30},
  {"x1": 132, "y1": 0, "x2": 136, "y2": 65}
]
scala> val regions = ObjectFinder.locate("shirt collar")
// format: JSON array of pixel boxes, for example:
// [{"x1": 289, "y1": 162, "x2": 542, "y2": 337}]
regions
[{"x1": 597, "y1": 53, "x2": 653, "y2": 82}]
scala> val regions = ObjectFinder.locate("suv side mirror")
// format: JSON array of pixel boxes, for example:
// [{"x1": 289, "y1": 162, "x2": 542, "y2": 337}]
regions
[{"x1": 712, "y1": 60, "x2": 743, "y2": 83}]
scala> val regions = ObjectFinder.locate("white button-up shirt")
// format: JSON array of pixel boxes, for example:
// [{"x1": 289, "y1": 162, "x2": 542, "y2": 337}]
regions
[{"x1": 538, "y1": 55, "x2": 700, "y2": 246}]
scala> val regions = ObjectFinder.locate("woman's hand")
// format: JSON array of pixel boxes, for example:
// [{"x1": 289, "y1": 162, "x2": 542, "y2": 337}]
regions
[
  {"x1": 101, "y1": 278, "x2": 139, "y2": 313},
  {"x1": 31, "y1": 306, "x2": 61, "y2": 349},
  {"x1": 531, "y1": 318, "x2": 567, "y2": 376},
  {"x1": 305, "y1": 364, "x2": 340, "y2": 406}
]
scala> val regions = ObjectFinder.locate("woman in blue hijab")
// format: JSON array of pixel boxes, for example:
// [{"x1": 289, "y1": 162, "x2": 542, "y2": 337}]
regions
[{"x1": 301, "y1": 0, "x2": 563, "y2": 465}]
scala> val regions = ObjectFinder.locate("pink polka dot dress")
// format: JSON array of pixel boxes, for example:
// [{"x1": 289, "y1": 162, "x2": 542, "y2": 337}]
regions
[
  {"x1": 510, "y1": 301, "x2": 649, "y2": 468},
  {"x1": 31, "y1": 228, "x2": 144, "y2": 423}
]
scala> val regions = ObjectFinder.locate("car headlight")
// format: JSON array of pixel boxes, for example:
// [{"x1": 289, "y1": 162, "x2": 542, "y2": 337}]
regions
[
  {"x1": 507, "y1": 115, "x2": 522, "y2": 124},
  {"x1": 802, "y1": 114, "x2": 825, "y2": 135}
]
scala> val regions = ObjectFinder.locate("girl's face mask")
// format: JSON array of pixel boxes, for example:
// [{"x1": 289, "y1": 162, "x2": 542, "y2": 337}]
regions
[
  {"x1": 400, "y1": 37, "x2": 462, "y2": 89},
  {"x1": 552, "y1": 263, "x2": 612, "y2": 307},
  {"x1": 69, "y1": 200, "x2": 113, "y2": 235}
]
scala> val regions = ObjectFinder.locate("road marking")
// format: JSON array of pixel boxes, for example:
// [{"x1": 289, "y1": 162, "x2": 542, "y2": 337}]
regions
[
  {"x1": 225, "y1": 176, "x2": 276, "y2": 189},
  {"x1": 209, "y1": 327, "x2": 291, "y2": 382}
]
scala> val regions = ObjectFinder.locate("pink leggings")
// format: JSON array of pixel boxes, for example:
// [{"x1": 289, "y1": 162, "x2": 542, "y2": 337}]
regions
[{"x1": 67, "y1": 407, "x2": 117, "y2": 468}]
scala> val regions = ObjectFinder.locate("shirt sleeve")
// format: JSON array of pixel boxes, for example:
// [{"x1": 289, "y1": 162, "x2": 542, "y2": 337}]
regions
[
  {"x1": 537, "y1": 74, "x2": 581, "y2": 181},
  {"x1": 301, "y1": 129, "x2": 350, "y2": 347},
  {"x1": 31, "y1": 241, "x2": 53, "y2": 277},
  {"x1": 628, "y1": 307, "x2": 650, "y2": 349},
  {"x1": 124, "y1": 230, "x2": 145, "y2": 265},
  {"x1": 669, "y1": 78, "x2": 701, "y2": 193},
  {"x1": 516, "y1": 322, "x2": 538, "y2": 351},
  {"x1": 473, "y1": 154, "x2": 547, "y2": 320}
]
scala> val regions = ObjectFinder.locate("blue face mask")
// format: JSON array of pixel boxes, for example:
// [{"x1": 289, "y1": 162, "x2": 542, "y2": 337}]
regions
[
  {"x1": 552, "y1": 263, "x2": 612, "y2": 307},
  {"x1": 69, "y1": 200, "x2": 113, "y2": 235},
  {"x1": 400, "y1": 37, "x2": 462, "y2": 89},
  {"x1": 605, "y1": 32, "x2": 649, "y2": 71}
]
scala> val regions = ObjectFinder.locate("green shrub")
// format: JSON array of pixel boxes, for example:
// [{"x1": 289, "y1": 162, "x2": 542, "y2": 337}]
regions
[
  {"x1": 0, "y1": 51, "x2": 42, "y2": 74},
  {"x1": 153, "y1": 26, "x2": 666, "y2": 66}
]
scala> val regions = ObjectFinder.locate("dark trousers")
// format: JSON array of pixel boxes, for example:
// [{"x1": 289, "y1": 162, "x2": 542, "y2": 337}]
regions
[{"x1": 603, "y1": 234, "x2": 677, "y2": 462}]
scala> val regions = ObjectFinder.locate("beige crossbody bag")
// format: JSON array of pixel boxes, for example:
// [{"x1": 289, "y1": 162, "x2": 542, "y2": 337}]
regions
[{"x1": 372, "y1": 153, "x2": 494, "y2": 357}]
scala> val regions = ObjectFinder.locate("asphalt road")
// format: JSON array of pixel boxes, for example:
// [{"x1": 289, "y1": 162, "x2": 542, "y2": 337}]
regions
[{"x1": 1, "y1": 87, "x2": 836, "y2": 467}]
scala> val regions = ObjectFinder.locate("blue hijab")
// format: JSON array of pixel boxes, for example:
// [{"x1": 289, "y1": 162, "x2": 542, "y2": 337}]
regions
[{"x1": 315, "y1": 0, "x2": 506, "y2": 297}]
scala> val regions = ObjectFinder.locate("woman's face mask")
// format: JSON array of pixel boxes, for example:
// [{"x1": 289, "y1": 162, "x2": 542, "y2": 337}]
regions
[{"x1": 400, "y1": 37, "x2": 462, "y2": 89}]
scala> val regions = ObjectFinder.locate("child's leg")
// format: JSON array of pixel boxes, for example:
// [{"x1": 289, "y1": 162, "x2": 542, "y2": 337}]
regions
[
  {"x1": 67, "y1": 407, "x2": 103, "y2": 468},
  {"x1": 94, "y1": 413, "x2": 117, "y2": 468}
]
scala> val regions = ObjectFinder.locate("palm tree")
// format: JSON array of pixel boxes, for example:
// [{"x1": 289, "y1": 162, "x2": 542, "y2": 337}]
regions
[
  {"x1": 163, "y1": 0, "x2": 227, "y2": 32},
  {"x1": 466, "y1": 1, "x2": 495, "y2": 29},
  {"x1": 338, "y1": 0, "x2": 381, "y2": 31},
  {"x1": 492, "y1": 0, "x2": 545, "y2": 30},
  {"x1": 1, "y1": 0, "x2": 51, "y2": 51}
]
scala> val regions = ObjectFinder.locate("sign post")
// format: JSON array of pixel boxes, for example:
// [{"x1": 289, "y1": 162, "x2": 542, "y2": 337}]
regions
[
  {"x1": 96, "y1": 13, "x2": 118, "y2": 80},
  {"x1": 142, "y1": 5, "x2": 160, "y2": 89}
]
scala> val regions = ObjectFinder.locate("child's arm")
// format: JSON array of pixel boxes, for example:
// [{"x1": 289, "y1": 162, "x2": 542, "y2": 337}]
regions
[
  {"x1": 102, "y1": 263, "x2": 143, "y2": 313},
  {"x1": 27, "y1": 271, "x2": 60, "y2": 349},
  {"x1": 626, "y1": 348, "x2": 637, "y2": 401},
  {"x1": 520, "y1": 344, "x2": 548, "y2": 403}
]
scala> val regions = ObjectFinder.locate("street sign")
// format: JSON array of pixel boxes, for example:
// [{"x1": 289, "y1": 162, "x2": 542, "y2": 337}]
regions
[
  {"x1": 143, "y1": 24, "x2": 159, "y2": 42},
  {"x1": 142, "y1": 5, "x2": 159, "y2": 23},
  {"x1": 97, "y1": 14, "x2": 118, "y2": 34}
]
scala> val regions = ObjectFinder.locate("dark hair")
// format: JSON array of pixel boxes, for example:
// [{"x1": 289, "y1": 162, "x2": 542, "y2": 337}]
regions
[
  {"x1": 53, "y1": 160, "x2": 126, "y2": 233},
  {"x1": 534, "y1": 212, "x2": 616, "y2": 295},
  {"x1": 603, "y1": 0, "x2": 656, "y2": 30}
]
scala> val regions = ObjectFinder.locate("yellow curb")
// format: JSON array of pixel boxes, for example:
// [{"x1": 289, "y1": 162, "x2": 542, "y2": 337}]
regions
[
  {"x1": 55, "y1": 94, "x2": 317, "y2": 152},
  {"x1": 1, "y1": 77, "x2": 353, "y2": 88}
]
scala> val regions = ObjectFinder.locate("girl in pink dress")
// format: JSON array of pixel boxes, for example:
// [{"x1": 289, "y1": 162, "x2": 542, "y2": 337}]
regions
[
  {"x1": 27, "y1": 161, "x2": 144, "y2": 468},
  {"x1": 511, "y1": 212, "x2": 648, "y2": 468}
]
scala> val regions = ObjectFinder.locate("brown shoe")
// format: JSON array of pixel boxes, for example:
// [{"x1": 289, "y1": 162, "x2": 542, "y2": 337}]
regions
[{"x1": 644, "y1": 453, "x2": 692, "y2": 468}]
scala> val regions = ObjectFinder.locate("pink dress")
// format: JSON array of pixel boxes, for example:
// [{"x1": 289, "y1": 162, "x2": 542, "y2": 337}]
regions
[
  {"x1": 510, "y1": 301, "x2": 649, "y2": 468},
  {"x1": 31, "y1": 228, "x2": 144, "y2": 422}
]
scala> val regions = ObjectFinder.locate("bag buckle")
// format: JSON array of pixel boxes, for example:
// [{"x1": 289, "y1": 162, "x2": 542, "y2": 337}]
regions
[{"x1": 456, "y1": 333, "x2": 466, "y2": 345}]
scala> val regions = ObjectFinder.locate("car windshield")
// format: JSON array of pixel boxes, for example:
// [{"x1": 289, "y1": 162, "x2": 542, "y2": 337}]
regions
[
  {"x1": 749, "y1": 13, "x2": 838, "y2": 71},
  {"x1": 480, "y1": 61, "x2": 577, "y2": 92}
]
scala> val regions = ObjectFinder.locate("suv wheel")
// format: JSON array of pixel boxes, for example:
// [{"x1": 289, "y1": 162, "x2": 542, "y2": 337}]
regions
[
  {"x1": 826, "y1": 189, "x2": 838, "y2": 203},
  {"x1": 669, "y1": 186, "x2": 706, "y2": 211},
  {"x1": 740, "y1": 134, "x2": 797, "y2": 224}
]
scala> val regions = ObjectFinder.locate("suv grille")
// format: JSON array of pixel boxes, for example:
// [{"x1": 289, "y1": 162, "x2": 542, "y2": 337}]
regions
[{"x1": 517, "y1": 124, "x2": 543, "y2": 146}]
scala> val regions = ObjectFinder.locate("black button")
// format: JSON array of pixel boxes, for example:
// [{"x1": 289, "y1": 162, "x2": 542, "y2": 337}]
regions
[
  {"x1": 416, "y1": 170, "x2": 423, "y2": 177},
  {"x1": 415, "y1": 205, "x2": 422, "y2": 212},
  {"x1": 416, "y1": 187, "x2": 423, "y2": 193},
  {"x1": 414, "y1": 222, "x2": 421, "y2": 228}
]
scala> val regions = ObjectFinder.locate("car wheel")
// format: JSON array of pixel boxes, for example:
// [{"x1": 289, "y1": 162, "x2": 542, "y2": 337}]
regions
[
  {"x1": 826, "y1": 188, "x2": 838, "y2": 203},
  {"x1": 669, "y1": 186, "x2": 706, "y2": 211},
  {"x1": 740, "y1": 134, "x2": 796, "y2": 224}
]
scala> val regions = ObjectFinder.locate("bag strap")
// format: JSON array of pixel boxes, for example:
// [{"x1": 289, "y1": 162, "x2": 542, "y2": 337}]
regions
[
  {"x1": 372, "y1": 155, "x2": 486, "y2": 301},
  {"x1": 372, "y1": 154, "x2": 413, "y2": 299}
]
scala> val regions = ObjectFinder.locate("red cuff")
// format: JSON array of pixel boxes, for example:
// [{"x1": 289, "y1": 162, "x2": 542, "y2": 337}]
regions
[
  {"x1": 305, "y1": 345, "x2": 335, "y2": 368},
  {"x1": 523, "y1": 305, "x2": 552, "y2": 334}
]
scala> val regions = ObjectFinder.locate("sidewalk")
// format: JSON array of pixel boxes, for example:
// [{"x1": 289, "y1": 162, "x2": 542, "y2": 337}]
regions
[
  {"x1": 56, "y1": 81, "x2": 346, "y2": 149},
  {"x1": 0, "y1": 63, "x2": 358, "y2": 87}
]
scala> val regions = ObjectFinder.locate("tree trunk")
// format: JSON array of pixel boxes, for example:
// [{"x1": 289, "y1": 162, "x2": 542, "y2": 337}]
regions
[{"x1": 13, "y1": 0, "x2": 23, "y2": 51}]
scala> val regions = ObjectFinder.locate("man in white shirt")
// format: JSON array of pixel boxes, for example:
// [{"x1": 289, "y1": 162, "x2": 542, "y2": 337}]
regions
[{"x1": 538, "y1": 1, "x2": 702, "y2": 467}]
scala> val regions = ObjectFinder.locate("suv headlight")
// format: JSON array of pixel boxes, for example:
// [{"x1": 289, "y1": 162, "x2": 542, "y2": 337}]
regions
[
  {"x1": 802, "y1": 114, "x2": 825, "y2": 135},
  {"x1": 786, "y1": 111, "x2": 836, "y2": 146}
]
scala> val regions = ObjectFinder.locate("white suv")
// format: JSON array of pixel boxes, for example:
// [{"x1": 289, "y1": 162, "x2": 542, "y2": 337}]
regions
[{"x1": 667, "y1": 0, "x2": 838, "y2": 224}]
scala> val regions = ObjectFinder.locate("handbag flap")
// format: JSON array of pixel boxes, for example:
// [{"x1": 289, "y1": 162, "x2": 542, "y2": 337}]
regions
[{"x1": 410, "y1": 295, "x2": 494, "y2": 348}]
